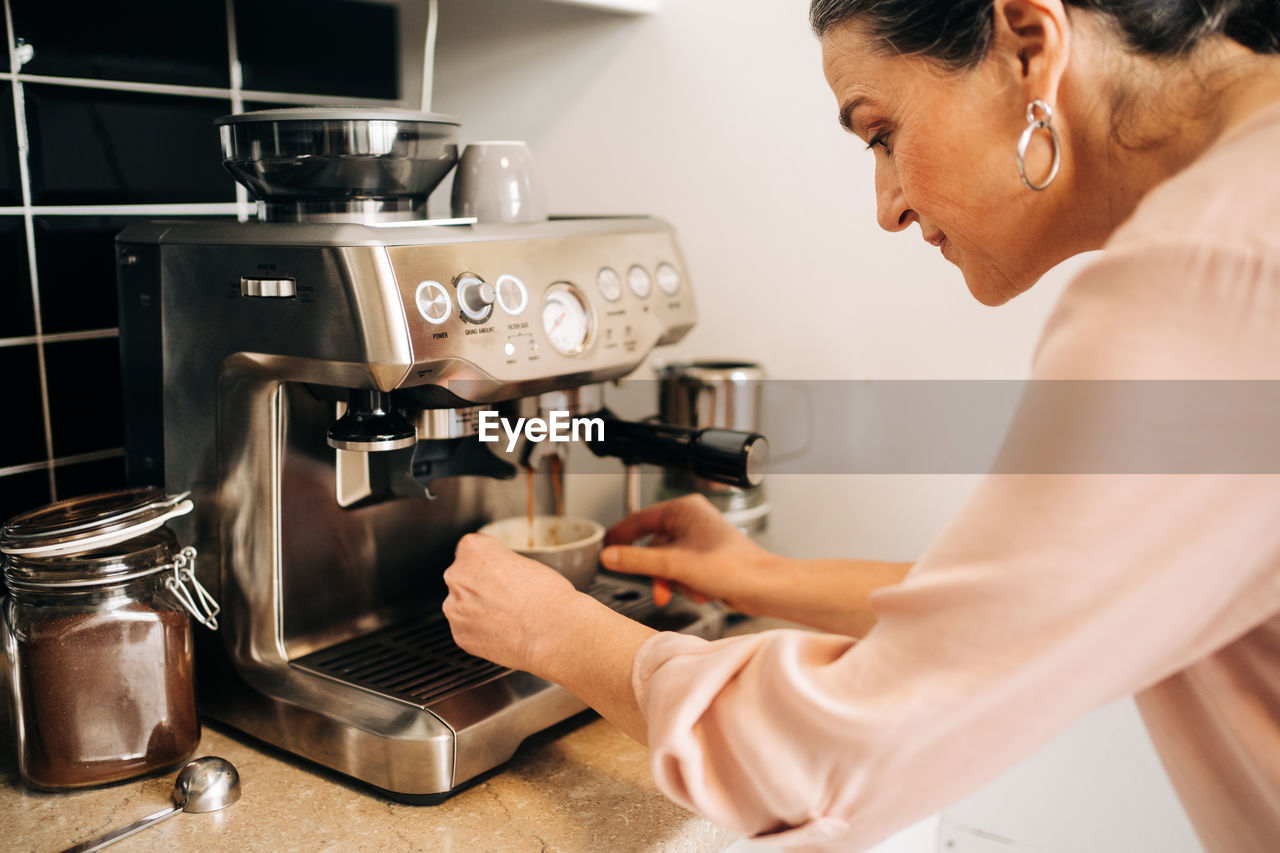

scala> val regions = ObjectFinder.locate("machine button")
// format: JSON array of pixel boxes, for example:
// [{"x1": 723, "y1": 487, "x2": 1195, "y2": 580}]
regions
[
  {"x1": 504, "y1": 341, "x2": 516, "y2": 356},
  {"x1": 415, "y1": 280, "x2": 451, "y2": 325},
  {"x1": 495, "y1": 274, "x2": 528, "y2": 315},
  {"x1": 241, "y1": 277, "x2": 297, "y2": 298},
  {"x1": 627, "y1": 265, "x2": 652, "y2": 299},
  {"x1": 456, "y1": 273, "x2": 496, "y2": 323},
  {"x1": 597, "y1": 267, "x2": 623, "y2": 302},
  {"x1": 656, "y1": 262, "x2": 681, "y2": 295}
]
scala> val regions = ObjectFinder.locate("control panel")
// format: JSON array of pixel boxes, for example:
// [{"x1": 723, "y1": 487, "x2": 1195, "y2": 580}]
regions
[
  {"x1": 127, "y1": 216, "x2": 696, "y2": 406},
  {"x1": 386, "y1": 220, "x2": 696, "y2": 396}
]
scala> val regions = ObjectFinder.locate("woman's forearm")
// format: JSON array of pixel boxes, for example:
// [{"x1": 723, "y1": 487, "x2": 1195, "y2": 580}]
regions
[
  {"x1": 529, "y1": 592, "x2": 657, "y2": 744},
  {"x1": 735, "y1": 557, "x2": 912, "y2": 637},
  {"x1": 524, "y1": 558, "x2": 911, "y2": 745}
]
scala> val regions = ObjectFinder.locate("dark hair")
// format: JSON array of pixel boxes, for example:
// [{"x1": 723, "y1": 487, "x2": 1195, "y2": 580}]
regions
[{"x1": 809, "y1": 0, "x2": 1280, "y2": 66}]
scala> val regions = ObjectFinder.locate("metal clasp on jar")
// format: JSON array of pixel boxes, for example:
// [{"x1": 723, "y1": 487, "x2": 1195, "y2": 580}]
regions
[{"x1": 164, "y1": 547, "x2": 220, "y2": 630}]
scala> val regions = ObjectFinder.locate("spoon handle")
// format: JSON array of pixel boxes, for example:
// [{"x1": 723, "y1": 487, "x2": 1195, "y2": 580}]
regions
[{"x1": 60, "y1": 804, "x2": 181, "y2": 853}]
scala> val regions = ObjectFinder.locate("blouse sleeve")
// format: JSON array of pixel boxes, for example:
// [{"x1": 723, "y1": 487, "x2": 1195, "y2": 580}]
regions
[{"x1": 631, "y1": 241, "x2": 1280, "y2": 851}]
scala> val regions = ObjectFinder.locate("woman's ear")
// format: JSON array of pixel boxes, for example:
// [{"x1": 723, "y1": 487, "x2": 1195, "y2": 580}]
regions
[{"x1": 990, "y1": 0, "x2": 1072, "y2": 105}]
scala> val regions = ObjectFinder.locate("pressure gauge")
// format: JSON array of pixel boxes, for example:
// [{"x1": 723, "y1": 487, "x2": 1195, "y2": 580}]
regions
[{"x1": 541, "y1": 283, "x2": 592, "y2": 355}]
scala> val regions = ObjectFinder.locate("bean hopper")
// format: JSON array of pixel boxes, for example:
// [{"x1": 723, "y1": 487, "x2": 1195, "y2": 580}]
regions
[{"x1": 115, "y1": 108, "x2": 765, "y2": 801}]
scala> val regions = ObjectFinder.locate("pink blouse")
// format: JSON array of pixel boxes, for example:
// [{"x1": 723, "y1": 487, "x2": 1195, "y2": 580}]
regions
[{"x1": 632, "y1": 101, "x2": 1280, "y2": 852}]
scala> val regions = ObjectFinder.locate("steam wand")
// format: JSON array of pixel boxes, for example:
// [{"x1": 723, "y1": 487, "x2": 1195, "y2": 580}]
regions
[{"x1": 587, "y1": 408, "x2": 768, "y2": 492}]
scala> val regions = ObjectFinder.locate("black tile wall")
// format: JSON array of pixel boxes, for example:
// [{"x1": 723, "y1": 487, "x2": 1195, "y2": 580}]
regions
[
  {"x1": 55, "y1": 455, "x2": 126, "y2": 500},
  {"x1": 25, "y1": 85, "x2": 235, "y2": 206},
  {"x1": 0, "y1": 0, "x2": 404, "y2": 505},
  {"x1": 44, "y1": 337, "x2": 123, "y2": 459},
  {"x1": 0, "y1": 218, "x2": 34, "y2": 338},
  {"x1": 35, "y1": 216, "x2": 136, "y2": 334},
  {"x1": 0, "y1": 345, "x2": 46, "y2": 468},
  {"x1": 237, "y1": 0, "x2": 399, "y2": 100},
  {"x1": 0, "y1": 89, "x2": 20, "y2": 204},
  {"x1": 0, "y1": 88, "x2": 21, "y2": 206},
  {"x1": 0, "y1": 470, "x2": 51, "y2": 525},
  {"x1": 10, "y1": 0, "x2": 230, "y2": 89}
]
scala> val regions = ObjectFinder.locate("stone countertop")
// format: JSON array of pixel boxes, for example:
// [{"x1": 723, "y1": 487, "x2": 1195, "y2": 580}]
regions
[
  {"x1": 2, "y1": 712, "x2": 737, "y2": 853},
  {"x1": 0, "y1": 617, "x2": 798, "y2": 853}
]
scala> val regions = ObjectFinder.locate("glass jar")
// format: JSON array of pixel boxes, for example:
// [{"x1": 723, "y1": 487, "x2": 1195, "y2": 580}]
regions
[{"x1": 1, "y1": 488, "x2": 218, "y2": 790}]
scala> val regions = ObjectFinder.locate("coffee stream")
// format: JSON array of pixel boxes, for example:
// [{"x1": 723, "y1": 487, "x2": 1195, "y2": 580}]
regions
[
  {"x1": 524, "y1": 464, "x2": 535, "y2": 547},
  {"x1": 524, "y1": 455, "x2": 566, "y2": 548}
]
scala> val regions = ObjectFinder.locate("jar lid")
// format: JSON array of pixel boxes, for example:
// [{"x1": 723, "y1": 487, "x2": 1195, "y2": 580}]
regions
[{"x1": 0, "y1": 487, "x2": 194, "y2": 558}]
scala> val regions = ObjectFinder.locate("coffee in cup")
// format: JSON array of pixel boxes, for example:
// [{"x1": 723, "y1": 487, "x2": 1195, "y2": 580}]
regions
[{"x1": 478, "y1": 515, "x2": 604, "y2": 590}]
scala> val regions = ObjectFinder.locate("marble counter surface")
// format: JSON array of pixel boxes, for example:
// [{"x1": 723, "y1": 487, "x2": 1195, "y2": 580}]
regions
[
  {"x1": 1, "y1": 616, "x2": 801, "y2": 853},
  {"x1": 2, "y1": 710, "x2": 738, "y2": 853}
]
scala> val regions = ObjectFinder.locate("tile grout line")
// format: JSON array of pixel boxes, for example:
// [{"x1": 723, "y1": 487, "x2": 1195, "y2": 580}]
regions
[
  {"x1": 0, "y1": 71, "x2": 402, "y2": 108},
  {"x1": 5, "y1": 0, "x2": 56, "y2": 500},
  {"x1": 0, "y1": 202, "x2": 243, "y2": 216},
  {"x1": 0, "y1": 447, "x2": 125, "y2": 479},
  {"x1": 0, "y1": 327, "x2": 119, "y2": 348}
]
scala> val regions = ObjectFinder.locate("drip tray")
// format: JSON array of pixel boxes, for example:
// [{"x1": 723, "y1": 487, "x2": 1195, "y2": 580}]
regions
[{"x1": 290, "y1": 576, "x2": 706, "y2": 711}]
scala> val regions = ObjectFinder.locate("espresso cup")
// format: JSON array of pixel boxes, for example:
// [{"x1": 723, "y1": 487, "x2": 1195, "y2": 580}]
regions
[
  {"x1": 478, "y1": 515, "x2": 604, "y2": 590},
  {"x1": 450, "y1": 141, "x2": 548, "y2": 224}
]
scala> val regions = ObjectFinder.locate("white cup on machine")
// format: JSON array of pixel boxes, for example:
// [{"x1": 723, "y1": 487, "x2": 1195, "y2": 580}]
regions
[
  {"x1": 450, "y1": 141, "x2": 548, "y2": 224},
  {"x1": 477, "y1": 515, "x2": 605, "y2": 590}
]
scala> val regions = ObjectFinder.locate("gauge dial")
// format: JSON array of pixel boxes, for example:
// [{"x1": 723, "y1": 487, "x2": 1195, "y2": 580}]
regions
[
  {"x1": 496, "y1": 274, "x2": 528, "y2": 315},
  {"x1": 541, "y1": 283, "x2": 592, "y2": 355},
  {"x1": 597, "y1": 267, "x2": 623, "y2": 302},
  {"x1": 627, "y1": 264, "x2": 652, "y2": 298},
  {"x1": 415, "y1": 280, "x2": 451, "y2": 325},
  {"x1": 656, "y1": 262, "x2": 681, "y2": 295}
]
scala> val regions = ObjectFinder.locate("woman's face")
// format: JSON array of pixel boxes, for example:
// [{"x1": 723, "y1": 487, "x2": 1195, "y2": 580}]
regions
[{"x1": 822, "y1": 23, "x2": 1075, "y2": 305}]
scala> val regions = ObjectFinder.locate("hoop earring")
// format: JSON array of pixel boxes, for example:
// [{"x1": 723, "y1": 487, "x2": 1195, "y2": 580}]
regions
[{"x1": 1017, "y1": 99, "x2": 1061, "y2": 191}]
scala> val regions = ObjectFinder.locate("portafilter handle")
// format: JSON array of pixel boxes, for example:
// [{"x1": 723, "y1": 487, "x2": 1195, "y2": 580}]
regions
[{"x1": 588, "y1": 409, "x2": 768, "y2": 490}]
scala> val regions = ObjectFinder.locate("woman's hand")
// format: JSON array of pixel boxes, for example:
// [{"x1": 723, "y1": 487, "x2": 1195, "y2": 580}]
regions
[
  {"x1": 443, "y1": 531, "x2": 658, "y2": 743},
  {"x1": 602, "y1": 494, "x2": 774, "y2": 612},
  {"x1": 443, "y1": 532, "x2": 579, "y2": 674}
]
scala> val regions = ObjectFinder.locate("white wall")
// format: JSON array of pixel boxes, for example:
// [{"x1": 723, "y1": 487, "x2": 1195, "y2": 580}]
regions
[{"x1": 430, "y1": 1, "x2": 1199, "y2": 850}]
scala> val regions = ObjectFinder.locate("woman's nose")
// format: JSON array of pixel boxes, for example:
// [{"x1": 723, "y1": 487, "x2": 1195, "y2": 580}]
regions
[{"x1": 876, "y1": 165, "x2": 917, "y2": 233}]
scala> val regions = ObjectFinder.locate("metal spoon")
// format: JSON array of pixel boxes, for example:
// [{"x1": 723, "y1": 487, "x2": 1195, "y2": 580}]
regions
[{"x1": 60, "y1": 756, "x2": 241, "y2": 853}]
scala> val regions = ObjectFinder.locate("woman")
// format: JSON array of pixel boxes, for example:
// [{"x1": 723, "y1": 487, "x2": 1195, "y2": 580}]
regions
[{"x1": 443, "y1": 1, "x2": 1280, "y2": 849}]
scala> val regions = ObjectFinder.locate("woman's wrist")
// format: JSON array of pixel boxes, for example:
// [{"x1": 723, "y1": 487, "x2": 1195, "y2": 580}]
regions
[
  {"x1": 525, "y1": 588, "x2": 656, "y2": 683},
  {"x1": 727, "y1": 548, "x2": 796, "y2": 617},
  {"x1": 523, "y1": 590, "x2": 658, "y2": 743},
  {"x1": 729, "y1": 555, "x2": 913, "y2": 635}
]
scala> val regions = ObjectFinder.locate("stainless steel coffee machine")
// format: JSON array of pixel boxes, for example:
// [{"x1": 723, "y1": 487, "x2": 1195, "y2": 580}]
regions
[{"x1": 116, "y1": 108, "x2": 765, "y2": 801}]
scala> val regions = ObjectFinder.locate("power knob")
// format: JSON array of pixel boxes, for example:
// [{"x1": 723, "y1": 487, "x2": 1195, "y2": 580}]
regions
[{"x1": 456, "y1": 273, "x2": 496, "y2": 323}]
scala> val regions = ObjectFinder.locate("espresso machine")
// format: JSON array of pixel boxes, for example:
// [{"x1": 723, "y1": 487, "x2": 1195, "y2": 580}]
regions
[{"x1": 116, "y1": 108, "x2": 765, "y2": 801}]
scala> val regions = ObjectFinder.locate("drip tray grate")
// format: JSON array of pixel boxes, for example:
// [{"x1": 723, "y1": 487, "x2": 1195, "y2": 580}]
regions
[{"x1": 291, "y1": 578, "x2": 660, "y2": 709}]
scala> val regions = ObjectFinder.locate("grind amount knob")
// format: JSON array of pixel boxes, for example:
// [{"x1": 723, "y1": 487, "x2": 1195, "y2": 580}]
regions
[{"x1": 457, "y1": 274, "x2": 496, "y2": 323}]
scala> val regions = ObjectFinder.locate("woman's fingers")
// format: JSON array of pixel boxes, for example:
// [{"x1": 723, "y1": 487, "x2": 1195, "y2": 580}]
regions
[
  {"x1": 604, "y1": 501, "x2": 677, "y2": 547},
  {"x1": 601, "y1": 543, "x2": 673, "y2": 578},
  {"x1": 601, "y1": 549, "x2": 710, "y2": 607},
  {"x1": 605, "y1": 494, "x2": 714, "y2": 548}
]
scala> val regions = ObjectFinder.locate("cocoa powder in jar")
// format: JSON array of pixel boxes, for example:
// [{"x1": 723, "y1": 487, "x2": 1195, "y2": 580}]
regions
[{"x1": 13, "y1": 600, "x2": 198, "y2": 789}]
